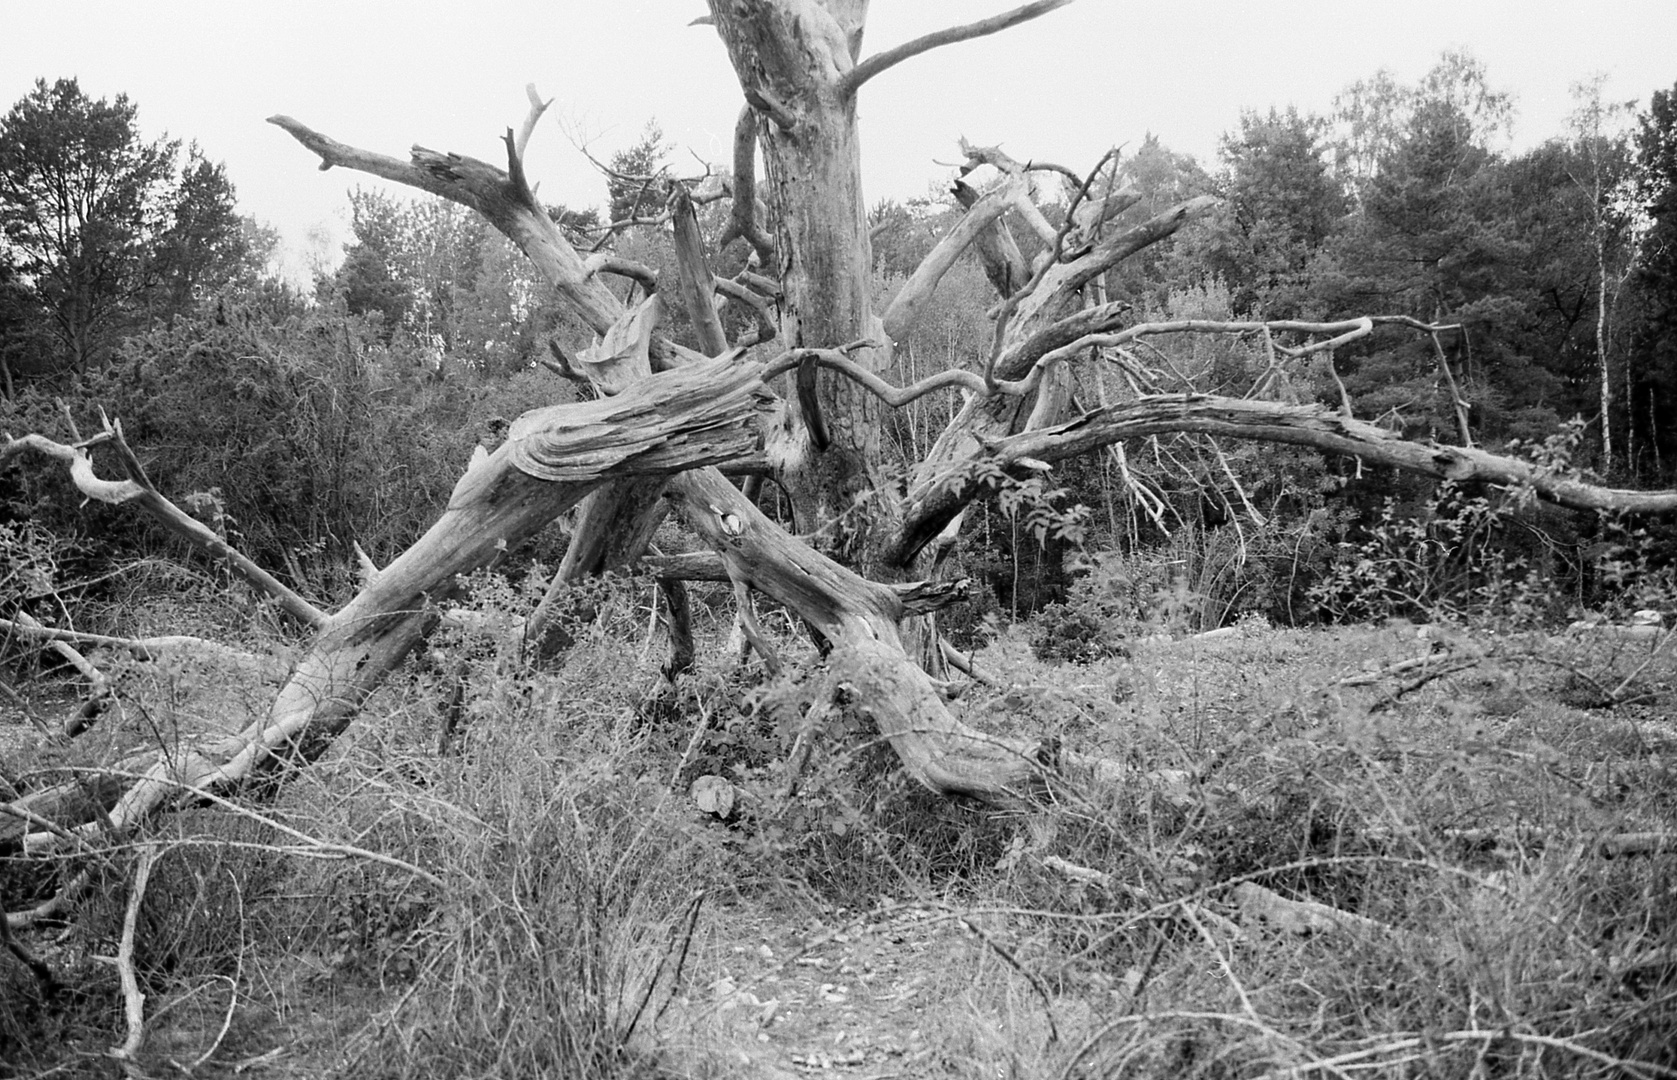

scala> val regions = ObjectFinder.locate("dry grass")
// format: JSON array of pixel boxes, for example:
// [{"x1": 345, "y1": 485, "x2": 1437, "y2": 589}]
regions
[{"x1": 4, "y1": 583, "x2": 1677, "y2": 1078}]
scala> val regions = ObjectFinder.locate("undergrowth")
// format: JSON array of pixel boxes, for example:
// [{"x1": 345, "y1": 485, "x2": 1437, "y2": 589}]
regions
[{"x1": 4, "y1": 541, "x2": 1677, "y2": 1078}]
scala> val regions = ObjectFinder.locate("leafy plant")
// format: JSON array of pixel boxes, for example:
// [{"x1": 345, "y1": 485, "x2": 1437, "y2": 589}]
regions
[{"x1": 1310, "y1": 482, "x2": 1547, "y2": 624}]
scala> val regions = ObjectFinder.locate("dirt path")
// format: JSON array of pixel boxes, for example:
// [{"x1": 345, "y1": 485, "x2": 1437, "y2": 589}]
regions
[{"x1": 662, "y1": 899, "x2": 1000, "y2": 1078}]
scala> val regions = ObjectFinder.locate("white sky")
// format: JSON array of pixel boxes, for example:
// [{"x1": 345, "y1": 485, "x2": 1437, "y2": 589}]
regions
[{"x1": 4, "y1": 0, "x2": 1673, "y2": 281}]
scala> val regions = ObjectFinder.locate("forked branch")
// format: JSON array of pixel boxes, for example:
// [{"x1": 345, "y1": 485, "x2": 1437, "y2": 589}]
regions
[
  {"x1": 838, "y1": 0, "x2": 1075, "y2": 97},
  {"x1": 269, "y1": 109, "x2": 623, "y2": 341},
  {"x1": 718, "y1": 104, "x2": 777, "y2": 265},
  {"x1": 764, "y1": 319, "x2": 1376, "y2": 410}
]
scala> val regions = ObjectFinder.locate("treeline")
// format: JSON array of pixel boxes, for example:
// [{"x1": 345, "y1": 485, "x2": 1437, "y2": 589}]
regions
[
  {"x1": 866, "y1": 54, "x2": 1677, "y2": 629},
  {"x1": 875, "y1": 53, "x2": 1675, "y2": 487},
  {"x1": 2, "y1": 56, "x2": 1675, "y2": 626}
]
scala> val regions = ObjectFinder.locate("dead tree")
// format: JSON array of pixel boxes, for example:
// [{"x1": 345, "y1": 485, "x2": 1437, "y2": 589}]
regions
[{"x1": 7, "y1": 0, "x2": 1677, "y2": 856}]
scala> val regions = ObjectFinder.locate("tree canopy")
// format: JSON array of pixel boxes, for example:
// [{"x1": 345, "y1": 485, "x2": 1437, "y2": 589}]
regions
[{"x1": 0, "y1": 77, "x2": 255, "y2": 386}]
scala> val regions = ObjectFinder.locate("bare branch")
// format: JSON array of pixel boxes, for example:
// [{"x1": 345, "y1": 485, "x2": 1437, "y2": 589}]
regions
[
  {"x1": 668, "y1": 186, "x2": 730, "y2": 356},
  {"x1": 731, "y1": 580, "x2": 783, "y2": 674},
  {"x1": 744, "y1": 85, "x2": 798, "y2": 131},
  {"x1": 761, "y1": 344, "x2": 992, "y2": 408},
  {"x1": 838, "y1": 0, "x2": 1075, "y2": 96},
  {"x1": 713, "y1": 276, "x2": 778, "y2": 348},
  {"x1": 952, "y1": 179, "x2": 1030, "y2": 299},
  {"x1": 1233, "y1": 882, "x2": 1402, "y2": 939},
  {"x1": 352, "y1": 540, "x2": 381, "y2": 587},
  {"x1": 1035, "y1": 317, "x2": 1376, "y2": 372},
  {"x1": 0, "y1": 903, "x2": 61, "y2": 996},
  {"x1": 269, "y1": 113, "x2": 624, "y2": 341},
  {"x1": 1060, "y1": 194, "x2": 1218, "y2": 293},
  {"x1": 582, "y1": 252, "x2": 659, "y2": 293},
  {"x1": 736, "y1": 269, "x2": 782, "y2": 299},
  {"x1": 667, "y1": 469, "x2": 1048, "y2": 800},
  {"x1": 107, "y1": 846, "x2": 155, "y2": 1063},
  {"x1": 889, "y1": 392, "x2": 1677, "y2": 568},
  {"x1": 889, "y1": 577, "x2": 972, "y2": 616},
  {"x1": 764, "y1": 320, "x2": 1372, "y2": 417},
  {"x1": 718, "y1": 105, "x2": 777, "y2": 265},
  {"x1": 959, "y1": 139, "x2": 1059, "y2": 248},
  {"x1": 8, "y1": 610, "x2": 109, "y2": 729},
  {"x1": 514, "y1": 84, "x2": 553, "y2": 164},
  {"x1": 883, "y1": 175, "x2": 1026, "y2": 343},
  {"x1": 542, "y1": 339, "x2": 592, "y2": 386},
  {"x1": 0, "y1": 617, "x2": 290, "y2": 680}
]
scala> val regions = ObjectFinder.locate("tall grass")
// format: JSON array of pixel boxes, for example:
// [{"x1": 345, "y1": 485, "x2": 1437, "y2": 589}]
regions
[{"x1": 5, "y1": 565, "x2": 1677, "y2": 1078}]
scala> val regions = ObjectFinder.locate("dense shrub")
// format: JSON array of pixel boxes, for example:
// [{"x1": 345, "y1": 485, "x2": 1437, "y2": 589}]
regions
[{"x1": 2, "y1": 299, "x2": 580, "y2": 605}]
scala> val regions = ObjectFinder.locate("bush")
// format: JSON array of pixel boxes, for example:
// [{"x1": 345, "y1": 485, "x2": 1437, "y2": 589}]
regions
[
  {"x1": 1310, "y1": 482, "x2": 1554, "y2": 625},
  {"x1": 1, "y1": 299, "x2": 583, "y2": 610}
]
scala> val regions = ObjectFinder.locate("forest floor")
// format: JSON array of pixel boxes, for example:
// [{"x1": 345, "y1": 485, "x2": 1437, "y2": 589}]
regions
[{"x1": 4, "y1": 597, "x2": 1677, "y2": 1078}]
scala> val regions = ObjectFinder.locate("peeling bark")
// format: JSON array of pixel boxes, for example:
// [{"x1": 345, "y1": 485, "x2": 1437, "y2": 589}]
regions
[
  {"x1": 709, "y1": 0, "x2": 889, "y2": 560},
  {"x1": 667, "y1": 468, "x2": 1044, "y2": 800},
  {"x1": 10, "y1": 354, "x2": 774, "y2": 846}
]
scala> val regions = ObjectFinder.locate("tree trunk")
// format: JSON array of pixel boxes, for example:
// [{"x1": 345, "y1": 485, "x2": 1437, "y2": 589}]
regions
[
  {"x1": 710, "y1": 0, "x2": 891, "y2": 564},
  {"x1": 1598, "y1": 232, "x2": 1613, "y2": 473}
]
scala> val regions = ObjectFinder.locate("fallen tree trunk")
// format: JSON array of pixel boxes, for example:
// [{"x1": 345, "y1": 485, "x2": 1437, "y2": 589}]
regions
[
  {"x1": 10, "y1": 351, "x2": 773, "y2": 848},
  {"x1": 667, "y1": 468, "x2": 1047, "y2": 799},
  {"x1": 891, "y1": 392, "x2": 1677, "y2": 566},
  {"x1": 15, "y1": 353, "x2": 1677, "y2": 847}
]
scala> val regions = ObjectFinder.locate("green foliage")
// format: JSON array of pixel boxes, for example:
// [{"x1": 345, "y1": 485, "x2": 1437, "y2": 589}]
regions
[
  {"x1": 0, "y1": 299, "x2": 562, "y2": 591},
  {"x1": 1188, "y1": 106, "x2": 1347, "y2": 318},
  {"x1": 874, "y1": 254, "x2": 995, "y2": 466},
  {"x1": 321, "y1": 188, "x2": 593, "y2": 374},
  {"x1": 1311, "y1": 482, "x2": 1547, "y2": 624},
  {"x1": 1097, "y1": 134, "x2": 1214, "y2": 309},
  {"x1": 1625, "y1": 80, "x2": 1677, "y2": 483},
  {"x1": 1028, "y1": 594, "x2": 1130, "y2": 664},
  {"x1": 1029, "y1": 499, "x2": 1342, "y2": 661},
  {"x1": 0, "y1": 78, "x2": 252, "y2": 381},
  {"x1": 606, "y1": 119, "x2": 672, "y2": 225}
]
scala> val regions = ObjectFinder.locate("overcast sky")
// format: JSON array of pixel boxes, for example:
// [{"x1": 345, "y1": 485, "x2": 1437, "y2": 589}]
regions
[{"x1": 4, "y1": 1, "x2": 1673, "y2": 280}]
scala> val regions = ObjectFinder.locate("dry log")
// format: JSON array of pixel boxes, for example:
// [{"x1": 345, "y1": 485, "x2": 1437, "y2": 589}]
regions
[
  {"x1": 667, "y1": 469, "x2": 1046, "y2": 800},
  {"x1": 0, "y1": 618, "x2": 291, "y2": 680},
  {"x1": 16, "y1": 353, "x2": 775, "y2": 849},
  {"x1": 669, "y1": 186, "x2": 730, "y2": 356}
]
